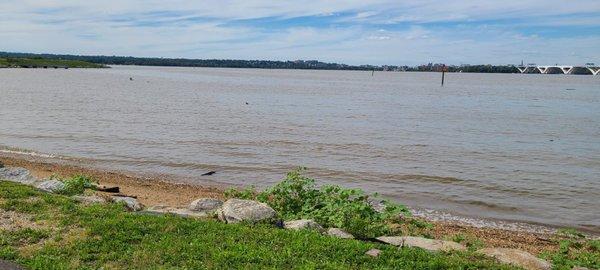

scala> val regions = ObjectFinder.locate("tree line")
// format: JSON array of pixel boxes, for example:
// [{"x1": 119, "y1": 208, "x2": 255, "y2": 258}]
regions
[{"x1": 0, "y1": 52, "x2": 519, "y2": 73}]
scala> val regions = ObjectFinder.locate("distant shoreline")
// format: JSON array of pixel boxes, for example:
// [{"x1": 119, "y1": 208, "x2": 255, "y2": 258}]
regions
[
  {"x1": 0, "y1": 56, "x2": 106, "y2": 69},
  {"x1": 0, "y1": 51, "x2": 520, "y2": 73}
]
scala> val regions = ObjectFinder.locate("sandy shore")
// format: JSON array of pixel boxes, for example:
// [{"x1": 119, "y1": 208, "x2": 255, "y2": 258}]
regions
[{"x1": 0, "y1": 155, "x2": 560, "y2": 255}]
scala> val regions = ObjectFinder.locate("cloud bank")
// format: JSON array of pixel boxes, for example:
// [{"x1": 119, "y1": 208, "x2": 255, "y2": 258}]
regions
[{"x1": 1, "y1": 0, "x2": 599, "y2": 65}]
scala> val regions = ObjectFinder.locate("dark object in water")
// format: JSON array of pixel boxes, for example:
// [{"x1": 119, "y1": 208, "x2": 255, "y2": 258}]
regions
[
  {"x1": 129, "y1": 77, "x2": 133, "y2": 81},
  {"x1": 245, "y1": 102, "x2": 249, "y2": 105},
  {"x1": 201, "y1": 171, "x2": 216, "y2": 176},
  {"x1": 565, "y1": 88, "x2": 575, "y2": 91},
  {"x1": 95, "y1": 185, "x2": 120, "y2": 193}
]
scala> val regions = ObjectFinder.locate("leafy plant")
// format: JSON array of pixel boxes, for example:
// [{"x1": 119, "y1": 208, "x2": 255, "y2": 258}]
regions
[
  {"x1": 228, "y1": 168, "x2": 410, "y2": 239},
  {"x1": 60, "y1": 174, "x2": 97, "y2": 196},
  {"x1": 224, "y1": 186, "x2": 257, "y2": 200}
]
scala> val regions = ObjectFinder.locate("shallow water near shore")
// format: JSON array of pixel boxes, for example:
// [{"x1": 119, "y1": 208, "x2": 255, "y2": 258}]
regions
[{"x1": 1, "y1": 66, "x2": 599, "y2": 233}]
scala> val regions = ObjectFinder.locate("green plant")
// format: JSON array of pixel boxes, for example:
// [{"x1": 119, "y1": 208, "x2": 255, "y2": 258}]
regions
[
  {"x1": 229, "y1": 168, "x2": 410, "y2": 239},
  {"x1": 224, "y1": 186, "x2": 257, "y2": 200},
  {"x1": 540, "y1": 228, "x2": 600, "y2": 269},
  {"x1": 60, "y1": 174, "x2": 96, "y2": 196},
  {"x1": 0, "y1": 181, "x2": 515, "y2": 269}
]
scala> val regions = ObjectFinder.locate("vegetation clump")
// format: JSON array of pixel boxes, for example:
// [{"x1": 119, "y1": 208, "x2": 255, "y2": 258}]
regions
[
  {"x1": 540, "y1": 228, "x2": 600, "y2": 269},
  {"x1": 46, "y1": 174, "x2": 97, "y2": 196},
  {"x1": 0, "y1": 181, "x2": 515, "y2": 269},
  {"x1": 225, "y1": 168, "x2": 410, "y2": 238}
]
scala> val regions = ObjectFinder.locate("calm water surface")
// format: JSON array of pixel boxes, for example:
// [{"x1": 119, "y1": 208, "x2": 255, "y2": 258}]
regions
[{"x1": 1, "y1": 66, "x2": 599, "y2": 232}]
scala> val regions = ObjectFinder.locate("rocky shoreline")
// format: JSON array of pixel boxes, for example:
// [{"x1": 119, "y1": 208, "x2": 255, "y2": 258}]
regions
[{"x1": 1, "y1": 156, "x2": 597, "y2": 270}]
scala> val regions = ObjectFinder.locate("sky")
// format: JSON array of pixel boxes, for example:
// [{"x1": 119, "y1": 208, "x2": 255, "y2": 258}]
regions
[{"x1": 1, "y1": 0, "x2": 599, "y2": 66}]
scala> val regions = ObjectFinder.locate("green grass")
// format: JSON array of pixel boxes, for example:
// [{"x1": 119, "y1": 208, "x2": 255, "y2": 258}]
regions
[
  {"x1": 0, "y1": 181, "x2": 519, "y2": 269},
  {"x1": 0, "y1": 57, "x2": 106, "y2": 68},
  {"x1": 540, "y1": 229, "x2": 600, "y2": 270}
]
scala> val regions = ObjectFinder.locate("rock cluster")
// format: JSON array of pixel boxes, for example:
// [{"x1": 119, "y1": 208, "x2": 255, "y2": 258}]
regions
[{"x1": 376, "y1": 236, "x2": 466, "y2": 252}]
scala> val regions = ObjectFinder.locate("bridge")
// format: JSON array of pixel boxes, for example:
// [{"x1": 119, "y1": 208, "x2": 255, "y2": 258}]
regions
[{"x1": 517, "y1": 64, "x2": 599, "y2": 75}]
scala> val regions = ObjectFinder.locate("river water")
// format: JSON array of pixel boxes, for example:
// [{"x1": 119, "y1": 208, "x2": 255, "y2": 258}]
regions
[{"x1": 1, "y1": 66, "x2": 599, "y2": 232}]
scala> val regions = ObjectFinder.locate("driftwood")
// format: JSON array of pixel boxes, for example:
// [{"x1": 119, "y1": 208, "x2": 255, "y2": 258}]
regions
[
  {"x1": 111, "y1": 193, "x2": 138, "y2": 199},
  {"x1": 93, "y1": 185, "x2": 120, "y2": 193}
]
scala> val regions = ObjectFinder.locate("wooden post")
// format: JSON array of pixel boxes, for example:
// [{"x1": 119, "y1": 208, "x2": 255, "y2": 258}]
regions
[{"x1": 441, "y1": 64, "x2": 446, "y2": 86}]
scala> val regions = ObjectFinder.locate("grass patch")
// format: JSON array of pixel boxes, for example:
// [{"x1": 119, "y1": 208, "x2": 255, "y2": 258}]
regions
[
  {"x1": 540, "y1": 228, "x2": 600, "y2": 270},
  {"x1": 0, "y1": 180, "x2": 517, "y2": 269}
]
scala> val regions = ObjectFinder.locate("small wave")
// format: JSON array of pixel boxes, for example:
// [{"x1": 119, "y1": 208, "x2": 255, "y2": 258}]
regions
[
  {"x1": 412, "y1": 208, "x2": 557, "y2": 235},
  {"x1": 455, "y1": 199, "x2": 520, "y2": 212},
  {"x1": 0, "y1": 148, "x2": 57, "y2": 159}
]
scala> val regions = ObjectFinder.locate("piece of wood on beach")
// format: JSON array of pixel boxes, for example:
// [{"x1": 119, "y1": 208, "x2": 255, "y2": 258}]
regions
[
  {"x1": 94, "y1": 185, "x2": 120, "y2": 193},
  {"x1": 110, "y1": 193, "x2": 138, "y2": 199}
]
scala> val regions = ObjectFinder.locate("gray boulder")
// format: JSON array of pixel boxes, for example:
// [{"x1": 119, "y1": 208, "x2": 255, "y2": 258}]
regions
[
  {"x1": 477, "y1": 248, "x2": 551, "y2": 270},
  {"x1": 326, "y1": 228, "x2": 355, "y2": 239},
  {"x1": 36, "y1": 180, "x2": 65, "y2": 193},
  {"x1": 217, "y1": 199, "x2": 276, "y2": 224},
  {"x1": 72, "y1": 195, "x2": 106, "y2": 204},
  {"x1": 112, "y1": 196, "x2": 143, "y2": 211},
  {"x1": 0, "y1": 167, "x2": 37, "y2": 185},
  {"x1": 143, "y1": 205, "x2": 209, "y2": 218},
  {"x1": 376, "y1": 236, "x2": 466, "y2": 252},
  {"x1": 283, "y1": 219, "x2": 324, "y2": 232},
  {"x1": 188, "y1": 198, "x2": 223, "y2": 212}
]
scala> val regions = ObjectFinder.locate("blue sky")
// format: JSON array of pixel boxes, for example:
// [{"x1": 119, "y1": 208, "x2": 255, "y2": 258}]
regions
[{"x1": 1, "y1": 1, "x2": 599, "y2": 65}]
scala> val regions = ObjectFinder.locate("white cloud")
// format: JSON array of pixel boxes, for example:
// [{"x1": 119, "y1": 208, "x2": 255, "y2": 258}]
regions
[{"x1": 0, "y1": 0, "x2": 598, "y2": 65}]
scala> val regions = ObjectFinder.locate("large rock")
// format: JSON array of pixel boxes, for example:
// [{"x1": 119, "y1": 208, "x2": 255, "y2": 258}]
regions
[
  {"x1": 477, "y1": 248, "x2": 551, "y2": 270},
  {"x1": 143, "y1": 205, "x2": 209, "y2": 218},
  {"x1": 188, "y1": 198, "x2": 223, "y2": 212},
  {"x1": 217, "y1": 199, "x2": 276, "y2": 224},
  {"x1": 0, "y1": 167, "x2": 37, "y2": 185},
  {"x1": 36, "y1": 180, "x2": 65, "y2": 193},
  {"x1": 283, "y1": 219, "x2": 324, "y2": 232},
  {"x1": 376, "y1": 236, "x2": 466, "y2": 252},
  {"x1": 111, "y1": 196, "x2": 143, "y2": 211},
  {"x1": 72, "y1": 195, "x2": 106, "y2": 204},
  {"x1": 326, "y1": 228, "x2": 355, "y2": 239}
]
